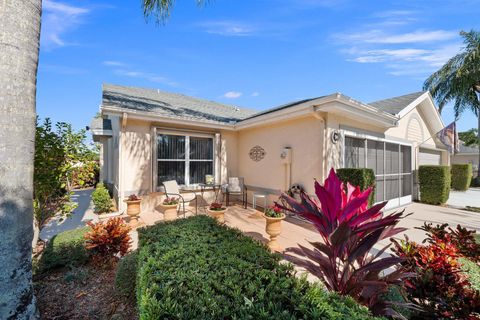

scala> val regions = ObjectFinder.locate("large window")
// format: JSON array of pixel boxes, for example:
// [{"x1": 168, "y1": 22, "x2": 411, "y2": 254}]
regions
[
  {"x1": 157, "y1": 133, "x2": 214, "y2": 187},
  {"x1": 344, "y1": 136, "x2": 412, "y2": 204}
]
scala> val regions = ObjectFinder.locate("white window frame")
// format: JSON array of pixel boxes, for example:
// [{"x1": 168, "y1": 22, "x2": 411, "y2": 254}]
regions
[
  {"x1": 153, "y1": 128, "x2": 215, "y2": 191},
  {"x1": 341, "y1": 130, "x2": 413, "y2": 209}
]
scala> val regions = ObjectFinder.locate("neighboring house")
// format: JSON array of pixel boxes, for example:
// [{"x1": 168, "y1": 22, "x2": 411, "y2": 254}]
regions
[
  {"x1": 91, "y1": 84, "x2": 448, "y2": 211},
  {"x1": 451, "y1": 141, "x2": 479, "y2": 173}
]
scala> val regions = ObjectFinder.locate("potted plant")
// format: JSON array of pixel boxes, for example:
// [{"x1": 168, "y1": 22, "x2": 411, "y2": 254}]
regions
[
  {"x1": 124, "y1": 194, "x2": 142, "y2": 227},
  {"x1": 161, "y1": 197, "x2": 179, "y2": 221},
  {"x1": 206, "y1": 202, "x2": 227, "y2": 223},
  {"x1": 262, "y1": 205, "x2": 286, "y2": 251}
]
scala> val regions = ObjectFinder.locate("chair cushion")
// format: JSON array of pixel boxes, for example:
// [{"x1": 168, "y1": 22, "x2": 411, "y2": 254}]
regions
[{"x1": 227, "y1": 177, "x2": 243, "y2": 192}]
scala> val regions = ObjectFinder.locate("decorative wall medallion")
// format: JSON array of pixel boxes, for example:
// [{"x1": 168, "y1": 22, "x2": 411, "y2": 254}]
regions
[
  {"x1": 249, "y1": 145, "x2": 266, "y2": 162},
  {"x1": 331, "y1": 130, "x2": 340, "y2": 144}
]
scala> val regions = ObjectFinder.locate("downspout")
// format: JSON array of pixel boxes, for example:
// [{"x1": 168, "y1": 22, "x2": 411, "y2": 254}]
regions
[
  {"x1": 311, "y1": 107, "x2": 327, "y2": 181},
  {"x1": 119, "y1": 112, "x2": 128, "y2": 211}
]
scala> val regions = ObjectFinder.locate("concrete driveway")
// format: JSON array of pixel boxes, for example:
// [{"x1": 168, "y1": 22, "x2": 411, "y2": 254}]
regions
[
  {"x1": 383, "y1": 201, "x2": 480, "y2": 245},
  {"x1": 447, "y1": 188, "x2": 480, "y2": 208}
]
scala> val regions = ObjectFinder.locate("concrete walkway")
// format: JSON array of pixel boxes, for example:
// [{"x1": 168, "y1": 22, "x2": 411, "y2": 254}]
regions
[
  {"x1": 39, "y1": 189, "x2": 94, "y2": 241},
  {"x1": 447, "y1": 188, "x2": 480, "y2": 208}
]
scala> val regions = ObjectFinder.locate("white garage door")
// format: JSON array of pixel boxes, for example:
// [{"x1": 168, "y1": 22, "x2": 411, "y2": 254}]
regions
[{"x1": 419, "y1": 148, "x2": 442, "y2": 165}]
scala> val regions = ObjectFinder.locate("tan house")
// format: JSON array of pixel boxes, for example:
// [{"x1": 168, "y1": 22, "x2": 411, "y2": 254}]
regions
[
  {"x1": 91, "y1": 84, "x2": 449, "y2": 212},
  {"x1": 451, "y1": 141, "x2": 479, "y2": 175}
]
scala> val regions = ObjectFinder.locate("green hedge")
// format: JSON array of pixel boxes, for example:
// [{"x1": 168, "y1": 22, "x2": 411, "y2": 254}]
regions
[
  {"x1": 337, "y1": 168, "x2": 376, "y2": 206},
  {"x1": 136, "y1": 216, "x2": 378, "y2": 320},
  {"x1": 115, "y1": 251, "x2": 138, "y2": 299},
  {"x1": 451, "y1": 164, "x2": 472, "y2": 191},
  {"x1": 37, "y1": 226, "x2": 90, "y2": 273},
  {"x1": 418, "y1": 165, "x2": 451, "y2": 205}
]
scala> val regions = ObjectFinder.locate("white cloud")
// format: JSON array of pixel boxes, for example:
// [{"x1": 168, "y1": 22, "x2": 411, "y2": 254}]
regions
[
  {"x1": 103, "y1": 60, "x2": 127, "y2": 67},
  {"x1": 333, "y1": 9, "x2": 462, "y2": 77},
  {"x1": 198, "y1": 21, "x2": 255, "y2": 36},
  {"x1": 113, "y1": 69, "x2": 179, "y2": 87},
  {"x1": 339, "y1": 29, "x2": 457, "y2": 44},
  {"x1": 223, "y1": 91, "x2": 242, "y2": 99},
  {"x1": 251, "y1": 92, "x2": 260, "y2": 97},
  {"x1": 41, "y1": 0, "x2": 89, "y2": 49}
]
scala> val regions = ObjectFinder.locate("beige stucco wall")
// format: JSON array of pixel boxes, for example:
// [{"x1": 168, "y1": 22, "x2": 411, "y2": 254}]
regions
[
  {"x1": 385, "y1": 104, "x2": 449, "y2": 167},
  {"x1": 111, "y1": 117, "x2": 236, "y2": 210},
  {"x1": 237, "y1": 116, "x2": 324, "y2": 196},
  {"x1": 451, "y1": 154, "x2": 479, "y2": 168}
]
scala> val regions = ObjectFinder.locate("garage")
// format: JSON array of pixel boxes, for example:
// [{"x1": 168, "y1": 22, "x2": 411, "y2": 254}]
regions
[{"x1": 419, "y1": 148, "x2": 442, "y2": 165}]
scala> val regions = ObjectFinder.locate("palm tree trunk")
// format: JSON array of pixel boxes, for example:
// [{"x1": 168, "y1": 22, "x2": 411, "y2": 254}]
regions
[{"x1": 0, "y1": 1, "x2": 41, "y2": 319}]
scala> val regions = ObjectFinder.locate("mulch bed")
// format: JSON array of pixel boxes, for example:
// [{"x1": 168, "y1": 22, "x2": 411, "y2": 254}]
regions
[{"x1": 34, "y1": 263, "x2": 138, "y2": 320}]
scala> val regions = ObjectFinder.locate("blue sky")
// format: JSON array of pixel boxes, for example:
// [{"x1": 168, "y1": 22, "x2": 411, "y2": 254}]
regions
[{"x1": 37, "y1": 0, "x2": 480, "y2": 133}]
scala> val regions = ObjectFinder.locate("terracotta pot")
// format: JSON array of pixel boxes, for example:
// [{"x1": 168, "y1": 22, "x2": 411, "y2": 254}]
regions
[
  {"x1": 160, "y1": 203, "x2": 178, "y2": 221},
  {"x1": 206, "y1": 208, "x2": 227, "y2": 223},
  {"x1": 124, "y1": 199, "x2": 142, "y2": 227},
  {"x1": 263, "y1": 213, "x2": 286, "y2": 252}
]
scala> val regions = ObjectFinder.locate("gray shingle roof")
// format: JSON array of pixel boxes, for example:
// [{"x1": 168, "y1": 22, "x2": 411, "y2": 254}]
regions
[
  {"x1": 242, "y1": 97, "x2": 323, "y2": 121},
  {"x1": 458, "y1": 141, "x2": 479, "y2": 154},
  {"x1": 102, "y1": 84, "x2": 257, "y2": 125},
  {"x1": 369, "y1": 91, "x2": 426, "y2": 115}
]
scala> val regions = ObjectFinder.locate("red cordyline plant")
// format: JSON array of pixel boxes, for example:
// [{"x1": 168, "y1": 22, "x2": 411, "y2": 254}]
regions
[
  {"x1": 277, "y1": 168, "x2": 412, "y2": 317},
  {"x1": 392, "y1": 236, "x2": 480, "y2": 319}
]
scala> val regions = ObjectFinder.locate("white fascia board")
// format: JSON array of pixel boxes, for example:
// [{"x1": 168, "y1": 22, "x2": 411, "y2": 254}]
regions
[
  {"x1": 397, "y1": 92, "x2": 445, "y2": 131},
  {"x1": 397, "y1": 92, "x2": 429, "y2": 118},
  {"x1": 236, "y1": 94, "x2": 398, "y2": 130},
  {"x1": 101, "y1": 105, "x2": 236, "y2": 131}
]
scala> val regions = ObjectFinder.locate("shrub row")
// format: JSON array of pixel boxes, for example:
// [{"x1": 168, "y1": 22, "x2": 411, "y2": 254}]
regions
[
  {"x1": 451, "y1": 163, "x2": 472, "y2": 191},
  {"x1": 418, "y1": 165, "x2": 451, "y2": 205},
  {"x1": 337, "y1": 168, "x2": 376, "y2": 206},
  {"x1": 136, "y1": 216, "x2": 378, "y2": 320}
]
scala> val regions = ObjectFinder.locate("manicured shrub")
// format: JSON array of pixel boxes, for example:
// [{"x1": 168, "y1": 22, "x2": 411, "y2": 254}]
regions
[
  {"x1": 85, "y1": 217, "x2": 131, "y2": 265},
  {"x1": 451, "y1": 163, "x2": 472, "y2": 191},
  {"x1": 115, "y1": 251, "x2": 138, "y2": 299},
  {"x1": 337, "y1": 168, "x2": 376, "y2": 206},
  {"x1": 38, "y1": 227, "x2": 90, "y2": 273},
  {"x1": 92, "y1": 182, "x2": 112, "y2": 213},
  {"x1": 279, "y1": 168, "x2": 409, "y2": 318},
  {"x1": 418, "y1": 165, "x2": 451, "y2": 204},
  {"x1": 392, "y1": 236, "x2": 480, "y2": 319},
  {"x1": 137, "y1": 216, "x2": 377, "y2": 320}
]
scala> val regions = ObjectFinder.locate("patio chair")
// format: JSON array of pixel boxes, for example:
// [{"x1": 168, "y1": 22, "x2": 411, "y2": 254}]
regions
[
  {"x1": 222, "y1": 177, "x2": 247, "y2": 208},
  {"x1": 163, "y1": 180, "x2": 198, "y2": 217}
]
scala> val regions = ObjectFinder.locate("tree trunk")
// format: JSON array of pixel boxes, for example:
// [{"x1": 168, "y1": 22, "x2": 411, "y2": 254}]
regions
[
  {"x1": 477, "y1": 107, "x2": 480, "y2": 178},
  {"x1": 0, "y1": 1, "x2": 41, "y2": 319}
]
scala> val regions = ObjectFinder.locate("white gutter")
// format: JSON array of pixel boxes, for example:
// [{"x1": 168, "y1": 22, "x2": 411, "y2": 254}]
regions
[{"x1": 102, "y1": 93, "x2": 398, "y2": 132}]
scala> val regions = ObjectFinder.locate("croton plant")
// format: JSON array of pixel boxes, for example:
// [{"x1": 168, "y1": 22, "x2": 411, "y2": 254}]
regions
[
  {"x1": 264, "y1": 205, "x2": 284, "y2": 218},
  {"x1": 277, "y1": 168, "x2": 412, "y2": 317}
]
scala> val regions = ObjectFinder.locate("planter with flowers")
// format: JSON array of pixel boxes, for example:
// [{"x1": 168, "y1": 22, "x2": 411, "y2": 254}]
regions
[
  {"x1": 262, "y1": 205, "x2": 286, "y2": 251},
  {"x1": 124, "y1": 194, "x2": 142, "y2": 227},
  {"x1": 161, "y1": 197, "x2": 179, "y2": 221},
  {"x1": 206, "y1": 202, "x2": 227, "y2": 223}
]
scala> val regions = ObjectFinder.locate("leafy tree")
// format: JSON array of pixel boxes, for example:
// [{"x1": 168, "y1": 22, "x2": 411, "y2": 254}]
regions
[
  {"x1": 459, "y1": 128, "x2": 479, "y2": 146},
  {"x1": 424, "y1": 30, "x2": 480, "y2": 178},
  {"x1": 142, "y1": 0, "x2": 205, "y2": 22},
  {"x1": 34, "y1": 118, "x2": 99, "y2": 226}
]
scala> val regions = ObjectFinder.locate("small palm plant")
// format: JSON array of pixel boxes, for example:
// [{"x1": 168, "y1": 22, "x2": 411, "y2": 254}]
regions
[{"x1": 278, "y1": 168, "x2": 412, "y2": 317}]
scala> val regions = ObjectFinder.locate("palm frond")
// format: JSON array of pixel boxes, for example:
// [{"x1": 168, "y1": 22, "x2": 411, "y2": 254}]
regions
[{"x1": 142, "y1": 0, "x2": 206, "y2": 23}]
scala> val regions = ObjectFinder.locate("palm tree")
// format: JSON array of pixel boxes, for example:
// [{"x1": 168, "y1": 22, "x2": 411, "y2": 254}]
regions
[
  {"x1": 0, "y1": 1, "x2": 206, "y2": 317},
  {"x1": 0, "y1": 1, "x2": 42, "y2": 318},
  {"x1": 142, "y1": 0, "x2": 205, "y2": 22},
  {"x1": 424, "y1": 30, "x2": 480, "y2": 179}
]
